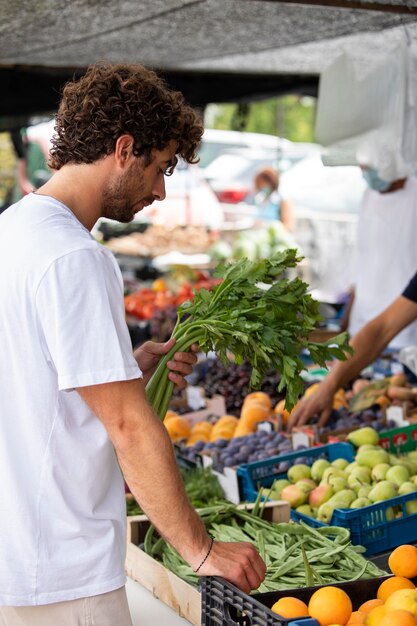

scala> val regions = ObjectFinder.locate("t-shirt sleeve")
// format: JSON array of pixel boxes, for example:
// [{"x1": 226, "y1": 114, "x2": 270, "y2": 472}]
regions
[
  {"x1": 402, "y1": 271, "x2": 417, "y2": 304},
  {"x1": 35, "y1": 247, "x2": 142, "y2": 390}
]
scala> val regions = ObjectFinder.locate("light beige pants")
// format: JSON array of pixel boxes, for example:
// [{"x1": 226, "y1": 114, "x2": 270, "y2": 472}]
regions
[{"x1": 0, "y1": 586, "x2": 133, "y2": 626}]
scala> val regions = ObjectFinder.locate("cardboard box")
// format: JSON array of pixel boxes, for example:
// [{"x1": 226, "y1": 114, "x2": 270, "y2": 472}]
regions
[{"x1": 125, "y1": 501, "x2": 290, "y2": 626}]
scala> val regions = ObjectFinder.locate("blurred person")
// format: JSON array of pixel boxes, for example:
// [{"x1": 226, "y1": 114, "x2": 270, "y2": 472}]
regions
[
  {"x1": 253, "y1": 166, "x2": 295, "y2": 231},
  {"x1": 341, "y1": 159, "x2": 417, "y2": 349},
  {"x1": 288, "y1": 270, "x2": 417, "y2": 430},
  {"x1": 0, "y1": 62, "x2": 265, "y2": 626}
]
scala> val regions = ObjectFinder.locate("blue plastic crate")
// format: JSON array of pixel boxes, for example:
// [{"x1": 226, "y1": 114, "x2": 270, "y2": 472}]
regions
[
  {"x1": 292, "y1": 491, "x2": 417, "y2": 556},
  {"x1": 237, "y1": 442, "x2": 355, "y2": 502}
]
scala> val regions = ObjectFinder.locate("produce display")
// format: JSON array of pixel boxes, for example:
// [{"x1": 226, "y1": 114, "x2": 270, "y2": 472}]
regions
[
  {"x1": 146, "y1": 249, "x2": 351, "y2": 421},
  {"x1": 143, "y1": 501, "x2": 385, "y2": 590},
  {"x1": 209, "y1": 221, "x2": 299, "y2": 263},
  {"x1": 271, "y1": 427, "x2": 417, "y2": 523},
  {"x1": 106, "y1": 223, "x2": 217, "y2": 257},
  {"x1": 126, "y1": 466, "x2": 225, "y2": 515},
  {"x1": 268, "y1": 543, "x2": 417, "y2": 625}
]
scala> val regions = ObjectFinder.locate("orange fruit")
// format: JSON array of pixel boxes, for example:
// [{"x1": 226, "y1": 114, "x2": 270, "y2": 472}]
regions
[
  {"x1": 240, "y1": 402, "x2": 270, "y2": 429},
  {"x1": 243, "y1": 391, "x2": 272, "y2": 410},
  {"x1": 214, "y1": 415, "x2": 239, "y2": 429},
  {"x1": 186, "y1": 434, "x2": 209, "y2": 446},
  {"x1": 347, "y1": 610, "x2": 366, "y2": 624},
  {"x1": 271, "y1": 596, "x2": 309, "y2": 618},
  {"x1": 379, "y1": 610, "x2": 417, "y2": 626},
  {"x1": 385, "y1": 588, "x2": 417, "y2": 615},
  {"x1": 388, "y1": 545, "x2": 417, "y2": 579},
  {"x1": 365, "y1": 605, "x2": 386, "y2": 626},
  {"x1": 358, "y1": 599, "x2": 384, "y2": 614},
  {"x1": 377, "y1": 577, "x2": 416, "y2": 602},
  {"x1": 308, "y1": 586, "x2": 352, "y2": 626},
  {"x1": 164, "y1": 416, "x2": 191, "y2": 441},
  {"x1": 191, "y1": 421, "x2": 212, "y2": 433},
  {"x1": 346, "y1": 611, "x2": 366, "y2": 626},
  {"x1": 163, "y1": 410, "x2": 178, "y2": 422},
  {"x1": 210, "y1": 428, "x2": 234, "y2": 442}
]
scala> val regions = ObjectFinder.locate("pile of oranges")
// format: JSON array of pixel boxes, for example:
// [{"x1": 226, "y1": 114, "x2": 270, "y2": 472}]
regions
[
  {"x1": 163, "y1": 390, "x2": 276, "y2": 445},
  {"x1": 270, "y1": 544, "x2": 417, "y2": 626}
]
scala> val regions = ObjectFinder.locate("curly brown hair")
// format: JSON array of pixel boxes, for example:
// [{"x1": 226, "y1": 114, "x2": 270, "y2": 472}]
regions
[{"x1": 48, "y1": 62, "x2": 204, "y2": 170}]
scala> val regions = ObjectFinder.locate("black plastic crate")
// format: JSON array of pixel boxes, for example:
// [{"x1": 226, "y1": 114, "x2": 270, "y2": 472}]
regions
[{"x1": 201, "y1": 575, "x2": 390, "y2": 626}]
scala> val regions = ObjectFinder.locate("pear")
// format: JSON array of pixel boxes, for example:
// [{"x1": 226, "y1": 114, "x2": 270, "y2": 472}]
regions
[
  {"x1": 287, "y1": 463, "x2": 311, "y2": 484},
  {"x1": 328, "y1": 489, "x2": 356, "y2": 508},
  {"x1": 317, "y1": 501, "x2": 336, "y2": 524},
  {"x1": 386, "y1": 464, "x2": 410, "y2": 487},
  {"x1": 368, "y1": 480, "x2": 398, "y2": 503},
  {"x1": 398, "y1": 481, "x2": 417, "y2": 496},
  {"x1": 344, "y1": 462, "x2": 360, "y2": 475},
  {"x1": 356, "y1": 449, "x2": 389, "y2": 469},
  {"x1": 332, "y1": 458, "x2": 350, "y2": 471},
  {"x1": 311, "y1": 459, "x2": 330, "y2": 482},
  {"x1": 347, "y1": 466, "x2": 372, "y2": 489},
  {"x1": 281, "y1": 484, "x2": 308, "y2": 508},
  {"x1": 371, "y1": 463, "x2": 391, "y2": 482},
  {"x1": 386, "y1": 506, "x2": 396, "y2": 521},
  {"x1": 357, "y1": 444, "x2": 379, "y2": 454},
  {"x1": 347, "y1": 427, "x2": 379, "y2": 447},
  {"x1": 328, "y1": 476, "x2": 349, "y2": 492},
  {"x1": 350, "y1": 497, "x2": 372, "y2": 508},
  {"x1": 296, "y1": 479, "x2": 316, "y2": 496},
  {"x1": 309, "y1": 483, "x2": 334, "y2": 508},
  {"x1": 357, "y1": 484, "x2": 372, "y2": 498},
  {"x1": 270, "y1": 478, "x2": 290, "y2": 498},
  {"x1": 322, "y1": 467, "x2": 346, "y2": 483},
  {"x1": 406, "y1": 500, "x2": 417, "y2": 515},
  {"x1": 296, "y1": 504, "x2": 315, "y2": 517}
]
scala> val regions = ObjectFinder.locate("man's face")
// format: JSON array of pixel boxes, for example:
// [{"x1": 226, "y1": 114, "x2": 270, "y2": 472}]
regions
[{"x1": 101, "y1": 140, "x2": 177, "y2": 223}]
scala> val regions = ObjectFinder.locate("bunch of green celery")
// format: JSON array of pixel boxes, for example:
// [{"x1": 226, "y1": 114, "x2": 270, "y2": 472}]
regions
[{"x1": 146, "y1": 249, "x2": 351, "y2": 419}]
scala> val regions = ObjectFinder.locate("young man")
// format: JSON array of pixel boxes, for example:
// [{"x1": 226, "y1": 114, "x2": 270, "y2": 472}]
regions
[
  {"x1": 0, "y1": 63, "x2": 265, "y2": 625},
  {"x1": 288, "y1": 271, "x2": 417, "y2": 431}
]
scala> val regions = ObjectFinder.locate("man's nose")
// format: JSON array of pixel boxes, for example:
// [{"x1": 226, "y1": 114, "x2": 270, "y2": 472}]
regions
[{"x1": 153, "y1": 176, "x2": 166, "y2": 201}]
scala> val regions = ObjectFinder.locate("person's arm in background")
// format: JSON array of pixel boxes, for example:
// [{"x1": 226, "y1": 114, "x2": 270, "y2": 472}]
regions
[
  {"x1": 287, "y1": 294, "x2": 417, "y2": 430},
  {"x1": 10, "y1": 129, "x2": 33, "y2": 196},
  {"x1": 339, "y1": 287, "x2": 355, "y2": 332},
  {"x1": 77, "y1": 378, "x2": 266, "y2": 593},
  {"x1": 280, "y1": 197, "x2": 295, "y2": 232}
]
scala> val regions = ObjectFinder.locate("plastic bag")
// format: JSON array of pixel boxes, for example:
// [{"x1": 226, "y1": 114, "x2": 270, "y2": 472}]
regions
[{"x1": 315, "y1": 33, "x2": 417, "y2": 182}]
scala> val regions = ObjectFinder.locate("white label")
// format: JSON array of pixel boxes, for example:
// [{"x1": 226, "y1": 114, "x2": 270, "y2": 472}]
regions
[
  {"x1": 202, "y1": 455, "x2": 240, "y2": 504},
  {"x1": 292, "y1": 430, "x2": 312, "y2": 448},
  {"x1": 186, "y1": 386, "x2": 206, "y2": 410},
  {"x1": 386, "y1": 405, "x2": 408, "y2": 427}
]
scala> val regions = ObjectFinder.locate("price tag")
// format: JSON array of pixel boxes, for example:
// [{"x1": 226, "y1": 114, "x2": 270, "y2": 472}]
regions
[
  {"x1": 386, "y1": 405, "x2": 408, "y2": 427},
  {"x1": 186, "y1": 386, "x2": 206, "y2": 411},
  {"x1": 292, "y1": 430, "x2": 313, "y2": 449},
  {"x1": 256, "y1": 421, "x2": 274, "y2": 433}
]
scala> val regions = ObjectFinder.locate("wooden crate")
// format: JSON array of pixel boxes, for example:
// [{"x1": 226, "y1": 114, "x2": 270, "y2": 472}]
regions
[{"x1": 125, "y1": 501, "x2": 290, "y2": 626}]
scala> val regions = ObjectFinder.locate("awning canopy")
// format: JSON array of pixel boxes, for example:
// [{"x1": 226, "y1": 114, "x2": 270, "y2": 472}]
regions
[{"x1": 1, "y1": 0, "x2": 417, "y2": 128}]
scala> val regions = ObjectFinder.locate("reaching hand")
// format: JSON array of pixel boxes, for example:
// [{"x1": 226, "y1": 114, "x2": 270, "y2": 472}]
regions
[
  {"x1": 197, "y1": 540, "x2": 266, "y2": 595},
  {"x1": 134, "y1": 338, "x2": 198, "y2": 387},
  {"x1": 286, "y1": 384, "x2": 334, "y2": 431}
]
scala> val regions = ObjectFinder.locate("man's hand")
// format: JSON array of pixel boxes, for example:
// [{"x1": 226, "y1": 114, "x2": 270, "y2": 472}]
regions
[
  {"x1": 134, "y1": 338, "x2": 198, "y2": 386},
  {"x1": 286, "y1": 384, "x2": 334, "y2": 431},
  {"x1": 197, "y1": 540, "x2": 266, "y2": 594}
]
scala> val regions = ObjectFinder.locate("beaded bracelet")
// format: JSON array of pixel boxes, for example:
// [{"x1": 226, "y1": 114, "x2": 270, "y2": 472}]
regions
[{"x1": 193, "y1": 536, "x2": 214, "y2": 573}]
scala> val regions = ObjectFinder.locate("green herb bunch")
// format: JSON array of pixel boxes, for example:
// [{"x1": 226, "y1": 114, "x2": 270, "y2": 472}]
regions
[{"x1": 146, "y1": 249, "x2": 351, "y2": 418}]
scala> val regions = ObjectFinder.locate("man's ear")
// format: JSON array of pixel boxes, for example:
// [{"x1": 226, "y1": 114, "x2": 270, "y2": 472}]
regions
[{"x1": 114, "y1": 135, "x2": 135, "y2": 168}]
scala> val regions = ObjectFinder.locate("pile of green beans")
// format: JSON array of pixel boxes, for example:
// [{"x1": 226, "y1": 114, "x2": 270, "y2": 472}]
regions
[{"x1": 143, "y1": 503, "x2": 386, "y2": 591}]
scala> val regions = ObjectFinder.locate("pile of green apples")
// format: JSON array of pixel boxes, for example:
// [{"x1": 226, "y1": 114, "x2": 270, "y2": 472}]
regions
[{"x1": 266, "y1": 427, "x2": 417, "y2": 524}]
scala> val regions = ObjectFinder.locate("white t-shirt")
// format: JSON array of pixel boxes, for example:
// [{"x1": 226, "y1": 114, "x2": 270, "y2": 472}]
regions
[
  {"x1": 349, "y1": 177, "x2": 417, "y2": 349},
  {"x1": 0, "y1": 194, "x2": 142, "y2": 605}
]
